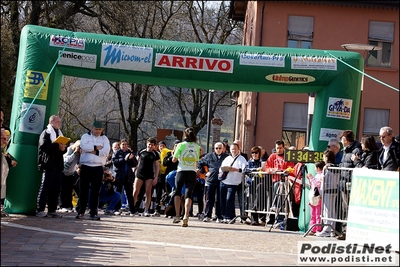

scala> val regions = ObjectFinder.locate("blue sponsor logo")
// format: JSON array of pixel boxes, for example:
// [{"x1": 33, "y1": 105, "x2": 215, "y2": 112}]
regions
[{"x1": 102, "y1": 45, "x2": 151, "y2": 66}]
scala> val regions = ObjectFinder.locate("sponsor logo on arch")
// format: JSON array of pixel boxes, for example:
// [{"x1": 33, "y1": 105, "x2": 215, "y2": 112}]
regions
[
  {"x1": 265, "y1": 73, "x2": 315, "y2": 84},
  {"x1": 50, "y1": 35, "x2": 85, "y2": 50},
  {"x1": 58, "y1": 51, "x2": 97, "y2": 69},
  {"x1": 24, "y1": 70, "x2": 49, "y2": 100},
  {"x1": 326, "y1": 97, "x2": 352, "y2": 120}
]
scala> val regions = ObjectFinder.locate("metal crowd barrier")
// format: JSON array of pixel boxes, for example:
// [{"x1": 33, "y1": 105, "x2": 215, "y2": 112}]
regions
[
  {"x1": 303, "y1": 166, "x2": 353, "y2": 237},
  {"x1": 232, "y1": 171, "x2": 296, "y2": 229}
]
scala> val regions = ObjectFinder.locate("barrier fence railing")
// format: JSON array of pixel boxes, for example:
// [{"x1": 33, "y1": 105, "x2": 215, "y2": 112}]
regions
[
  {"x1": 231, "y1": 167, "x2": 354, "y2": 236},
  {"x1": 303, "y1": 166, "x2": 354, "y2": 237},
  {"x1": 233, "y1": 171, "x2": 297, "y2": 230}
]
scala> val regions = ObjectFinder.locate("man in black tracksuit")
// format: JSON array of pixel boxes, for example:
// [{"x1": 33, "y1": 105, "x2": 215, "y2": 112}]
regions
[{"x1": 37, "y1": 115, "x2": 67, "y2": 217}]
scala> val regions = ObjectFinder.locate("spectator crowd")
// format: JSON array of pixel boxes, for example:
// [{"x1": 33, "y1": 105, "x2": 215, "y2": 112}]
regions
[{"x1": 1, "y1": 109, "x2": 399, "y2": 237}]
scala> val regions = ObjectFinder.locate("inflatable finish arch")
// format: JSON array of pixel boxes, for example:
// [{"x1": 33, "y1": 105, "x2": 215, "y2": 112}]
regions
[{"x1": 6, "y1": 25, "x2": 363, "y2": 214}]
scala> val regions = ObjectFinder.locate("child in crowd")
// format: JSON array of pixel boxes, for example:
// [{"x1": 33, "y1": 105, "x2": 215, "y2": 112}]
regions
[
  {"x1": 306, "y1": 160, "x2": 325, "y2": 235},
  {"x1": 315, "y1": 150, "x2": 339, "y2": 237}
]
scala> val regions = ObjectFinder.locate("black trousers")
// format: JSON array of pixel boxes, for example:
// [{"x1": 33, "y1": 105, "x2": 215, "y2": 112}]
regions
[
  {"x1": 60, "y1": 173, "x2": 74, "y2": 209},
  {"x1": 77, "y1": 165, "x2": 103, "y2": 216},
  {"x1": 37, "y1": 169, "x2": 62, "y2": 213},
  {"x1": 153, "y1": 173, "x2": 166, "y2": 212}
]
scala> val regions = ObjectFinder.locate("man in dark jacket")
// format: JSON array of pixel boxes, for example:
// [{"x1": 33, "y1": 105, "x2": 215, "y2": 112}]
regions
[
  {"x1": 337, "y1": 129, "x2": 362, "y2": 240},
  {"x1": 198, "y1": 141, "x2": 228, "y2": 222},
  {"x1": 378, "y1": 126, "x2": 400, "y2": 171},
  {"x1": 36, "y1": 115, "x2": 67, "y2": 218},
  {"x1": 339, "y1": 130, "x2": 362, "y2": 181},
  {"x1": 112, "y1": 139, "x2": 138, "y2": 216}
]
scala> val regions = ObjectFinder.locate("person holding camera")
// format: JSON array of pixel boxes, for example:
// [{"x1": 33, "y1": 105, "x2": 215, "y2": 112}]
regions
[
  {"x1": 112, "y1": 139, "x2": 138, "y2": 216},
  {"x1": 59, "y1": 140, "x2": 81, "y2": 213},
  {"x1": 219, "y1": 143, "x2": 247, "y2": 223},
  {"x1": 265, "y1": 140, "x2": 295, "y2": 212},
  {"x1": 99, "y1": 167, "x2": 120, "y2": 215}
]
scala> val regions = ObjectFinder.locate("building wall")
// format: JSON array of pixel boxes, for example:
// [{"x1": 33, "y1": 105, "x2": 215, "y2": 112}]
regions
[{"x1": 236, "y1": 1, "x2": 399, "y2": 153}]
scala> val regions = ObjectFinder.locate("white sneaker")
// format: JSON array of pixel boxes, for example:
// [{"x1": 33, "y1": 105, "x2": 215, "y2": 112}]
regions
[
  {"x1": 315, "y1": 231, "x2": 331, "y2": 237},
  {"x1": 114, "y1": 210, "x2": 122, "y2": 215},
  {"x1": 203, "y1": 217, "x2": 211, "y2": 222},
  {"x1": 216, "y1": 218, "x2": 223, "y2": 223},
  {"x1": 143, "y1": 211, "x2": 150, "y2": 217},
  {"x1": 59, "y1": 208, "x2": 70, "y2": 213}
]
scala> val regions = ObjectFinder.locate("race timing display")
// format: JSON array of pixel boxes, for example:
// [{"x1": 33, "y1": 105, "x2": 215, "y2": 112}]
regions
[{"x1": 285, "y1": 150, "x2": 324, "y2": 163}]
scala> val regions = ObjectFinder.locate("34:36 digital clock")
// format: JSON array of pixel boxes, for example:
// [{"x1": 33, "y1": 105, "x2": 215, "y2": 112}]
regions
[{"x1": 284, "y1": 150, "x2": 324, "y2": 163}]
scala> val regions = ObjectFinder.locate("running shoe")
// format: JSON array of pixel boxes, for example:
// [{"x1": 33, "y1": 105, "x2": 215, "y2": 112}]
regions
[
  {"x1": 182, "y1": 218, "x2": 188, "y2": 227},
  {"x1": 47, "y1": 212, "x2": 62, "y2": 218},
  {"x1": 173, "y1": 216, "x2": 181, "y2": 223},
  {"x1": 36, "y1": 211, "x2": 47, "y2": 218}
]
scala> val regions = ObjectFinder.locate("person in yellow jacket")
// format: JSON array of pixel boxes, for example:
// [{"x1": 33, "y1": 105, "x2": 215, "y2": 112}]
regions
[{"x1": 159, "y1": 141, "x2": 172, "y2": 176}]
